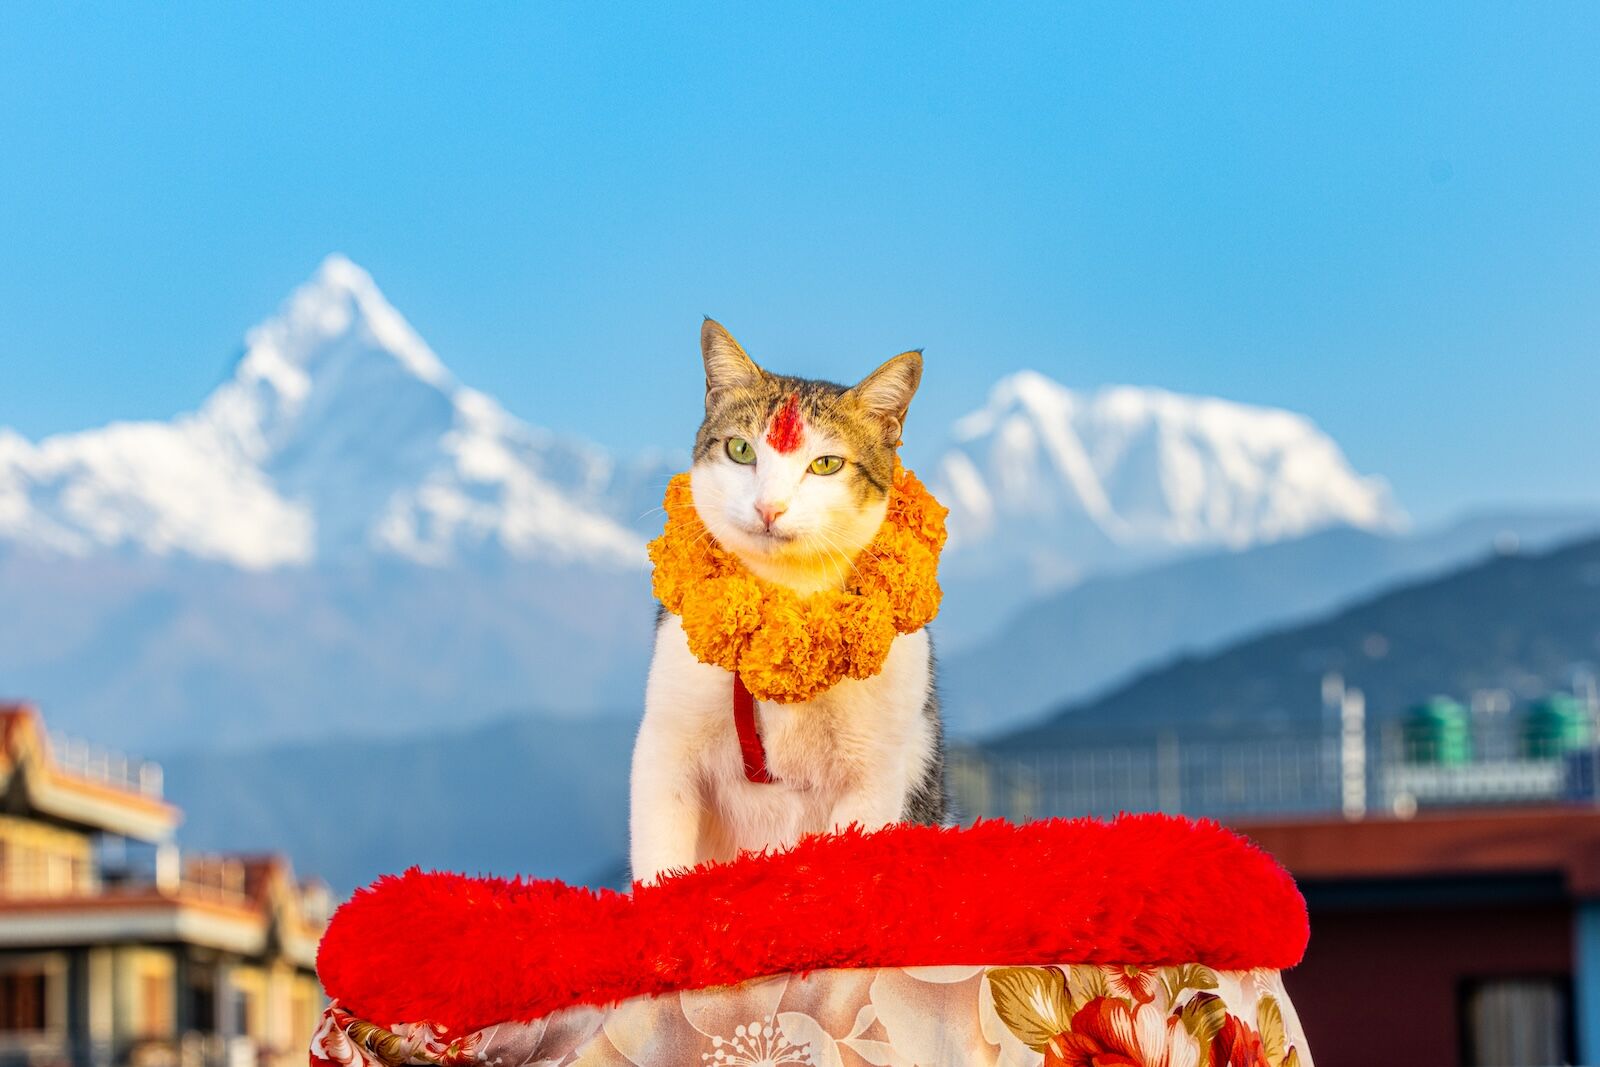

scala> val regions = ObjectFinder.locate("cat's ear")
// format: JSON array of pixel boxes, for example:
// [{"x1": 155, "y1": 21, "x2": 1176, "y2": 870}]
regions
[
  {"x1": 850, "y1": 350, "x2": 923, "y2": 445},
  {"x1": 700, "y1": 319, "x2": 763, "y2": 405}
]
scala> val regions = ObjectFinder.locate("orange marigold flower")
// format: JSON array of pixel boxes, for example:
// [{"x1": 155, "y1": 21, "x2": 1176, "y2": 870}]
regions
[{"x1": 648, "y1": 463, "x2": 946, "y2": 702}]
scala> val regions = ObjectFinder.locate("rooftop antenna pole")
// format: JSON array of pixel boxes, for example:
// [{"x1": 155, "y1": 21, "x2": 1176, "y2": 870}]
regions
[{"x1": 1341, "y1": 687, "x2": 1367, "y2": 821}]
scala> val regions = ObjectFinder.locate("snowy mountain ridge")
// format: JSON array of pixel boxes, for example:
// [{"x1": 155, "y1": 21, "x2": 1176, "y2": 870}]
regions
[
  {"x1": 0, "y1": 256, "x2": 655, "y2": 570},
  {"x1": 2, "y1": 257, "x2": 1399, "y2": 589},
  {"x1": 932, "y1": 369, "x2": 1402, "y2": 591}
]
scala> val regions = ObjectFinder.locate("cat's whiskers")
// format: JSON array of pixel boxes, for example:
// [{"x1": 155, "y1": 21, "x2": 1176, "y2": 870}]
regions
[
  {"x1": 819, "y1": 516, "x2": 888, "y2": 575},
  {"x1": 806, "y1": 527, "x2": 866, "y2": 587},
  {"x1": 787, "y1": 533, "x2": 847, "y2": 588}
]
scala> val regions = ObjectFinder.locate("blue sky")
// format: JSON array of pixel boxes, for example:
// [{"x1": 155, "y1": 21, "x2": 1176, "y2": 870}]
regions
[{"x1": 0, "y1": 4, "x2": 1596, "y2": 523}]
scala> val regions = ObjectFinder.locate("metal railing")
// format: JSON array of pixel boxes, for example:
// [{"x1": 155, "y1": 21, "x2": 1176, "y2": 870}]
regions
[
  {"x1": 952, "y1": 736, "x2": 1341, "y2": 822},
  {"x1": 47, "y1": 731, "x2": 164, "y2": 798},
  {"x1": 953, "y1": 732, "x2": 1597, "y2": 824}
]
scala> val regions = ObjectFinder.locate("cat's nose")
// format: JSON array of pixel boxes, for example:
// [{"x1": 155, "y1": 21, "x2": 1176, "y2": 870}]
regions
[{"x1": 754, "y1": 500, "x2": 787, "y2": 530}]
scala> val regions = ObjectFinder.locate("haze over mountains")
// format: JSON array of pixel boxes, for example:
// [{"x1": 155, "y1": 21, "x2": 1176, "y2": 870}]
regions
[
  {"x1": 4, "y1": 254, "x2": 1594, "y2": 887},
  {"x1": 941, "y1": 509, "x2": 1600, "y2": 736},
  {"x1": 160, "y1": 711, "x2": 638, "y2": 891},
  {"x1": 0, "y1": 255, "x2": 1435, "y2": 752},
  {"x1": 164, "y1": 530, "x2": 1600, "y2": 891}
]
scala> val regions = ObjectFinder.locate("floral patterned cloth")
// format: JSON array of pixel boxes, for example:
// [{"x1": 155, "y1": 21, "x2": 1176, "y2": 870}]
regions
[{"x1": 311, "y1": 963, "x2": 1311, "y2": 1067}]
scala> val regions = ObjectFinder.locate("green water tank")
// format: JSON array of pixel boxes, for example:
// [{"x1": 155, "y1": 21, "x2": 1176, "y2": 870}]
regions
[
  {"x1": 1522, "y1": 694, "x2": 1592, "y2": 759},
  {"x1": 1402, "y1": 697, "x2": 1472, "y2": 765}
]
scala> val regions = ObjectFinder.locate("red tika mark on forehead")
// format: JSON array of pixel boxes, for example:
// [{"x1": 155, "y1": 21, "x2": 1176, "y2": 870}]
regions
[{"x1": 766, "y1": 392, "x2": 805, "y2": 454}]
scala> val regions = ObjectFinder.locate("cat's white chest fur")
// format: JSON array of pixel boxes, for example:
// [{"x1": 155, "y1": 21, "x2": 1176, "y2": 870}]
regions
[{"x1": 629, "y1": 614, "x2": 936, "y2": 883}]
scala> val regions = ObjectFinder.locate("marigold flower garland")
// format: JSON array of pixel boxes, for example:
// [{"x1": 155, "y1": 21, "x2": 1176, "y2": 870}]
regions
[{"x1": 648, "y1": 464, "x2": 948, "y2": 703}]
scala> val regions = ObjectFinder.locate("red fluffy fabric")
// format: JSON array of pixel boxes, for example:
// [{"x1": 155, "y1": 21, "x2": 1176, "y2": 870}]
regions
[{"x1": 317, "y1": 815, "x2": 1307, "y2": 1035}]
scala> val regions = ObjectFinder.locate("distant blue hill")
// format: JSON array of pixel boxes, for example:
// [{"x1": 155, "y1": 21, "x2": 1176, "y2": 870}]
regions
[
  {"x1": 0, "y1": 550, "x2": 656, "y2": 751},
  {"x1": 158, "y1": 712, "x2": 635, "y2": 893},
  {"x1": 941, "y1": 510, "x2": 1600, "y2": 738},
  {"x1": 989, "y1": 531, "x2": 1600, "y2": 752}
]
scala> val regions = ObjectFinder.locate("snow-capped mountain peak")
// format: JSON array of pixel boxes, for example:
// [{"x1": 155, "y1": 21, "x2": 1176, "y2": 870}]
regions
[
  {"x1": 200, "y1": 254, "x2": 454, "y2": 464},
  {"x1": 934, "y1": 370, "x2": 1402, "y2": 588},
  {"x1": 0, "y1": 257, "x2": 657, "y2": 570},
  {"x1": 244, "y1": 253, "x2": 451, "y2": 396}
]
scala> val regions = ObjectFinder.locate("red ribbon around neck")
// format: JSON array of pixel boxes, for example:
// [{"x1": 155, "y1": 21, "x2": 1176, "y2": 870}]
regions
[{"x1": 732, "y1": 675, "x2": 776, "y2": 784}]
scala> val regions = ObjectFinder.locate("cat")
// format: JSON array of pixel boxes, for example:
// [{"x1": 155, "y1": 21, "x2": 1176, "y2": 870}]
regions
[{"x1": 629, "y1": 319, "x2": 947, "y2": 885}]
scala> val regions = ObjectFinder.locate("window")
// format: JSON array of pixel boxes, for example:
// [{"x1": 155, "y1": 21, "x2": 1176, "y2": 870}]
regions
[
  {"x1": 0, "y1": 970, "x2": 48, "y2": 1033},
  {"x1": 140, "y1": 971, "x2": 173, "y2": 1038},
  {"x1": 187, "y1": 974, "x2": 217, "y2": 1035},
  {"x1": 1462, "y1": 977, "x2": 1572, "y2": 1067},
  {"x1": 233, "y1": 989, "x2": 258, "y2": 1039},
  {"x1": 0, "y1": 821, "x2": 90, "y2": 898},
  {"x1": 291, "y1": 987, "x2": 320, "y2": 1049}
]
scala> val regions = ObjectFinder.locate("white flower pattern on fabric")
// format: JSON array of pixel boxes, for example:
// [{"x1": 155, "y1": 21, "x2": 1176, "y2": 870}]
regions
[{"x1": 702, "y1": 1015, "x2": 815, "y2": 1066}]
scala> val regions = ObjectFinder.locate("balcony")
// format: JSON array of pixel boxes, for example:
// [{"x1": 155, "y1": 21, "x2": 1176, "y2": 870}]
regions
[{"x1": 46, "y1": 733, "x2": 164, "y2": 801}]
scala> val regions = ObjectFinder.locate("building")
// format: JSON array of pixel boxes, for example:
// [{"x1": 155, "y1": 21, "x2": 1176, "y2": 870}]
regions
[
  {"x1": 0, "y1": 704, "x2": 330, "y2": 1067},
  {"x1": 1244, "y1": 807, "x2": 1600, "y2": 1067}
]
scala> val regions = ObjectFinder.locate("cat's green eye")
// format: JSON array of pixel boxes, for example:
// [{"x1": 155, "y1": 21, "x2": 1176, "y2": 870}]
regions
[
  {"x1": 809, "y1": 455, "x2": 845, "y2": 476},
  {"x1": 725, "y1": 437, "x2": 756, "y2": 465}
]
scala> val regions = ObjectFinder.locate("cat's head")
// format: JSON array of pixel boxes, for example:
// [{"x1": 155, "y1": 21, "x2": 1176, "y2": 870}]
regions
[{"x1": 689, "y1": 319, "x2": 922, "y2": 586}]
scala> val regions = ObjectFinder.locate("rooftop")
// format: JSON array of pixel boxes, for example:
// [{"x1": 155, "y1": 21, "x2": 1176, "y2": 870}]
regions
[
  {"x1": 0, "y1": 703, "x2": 179, "y2": 841},
  {"x1": 0, "y1": 702, "x2": 331, "y2": 967},
  {"x1": 1236, "y1": 805, "x2": 1600, "y2": 896}
]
